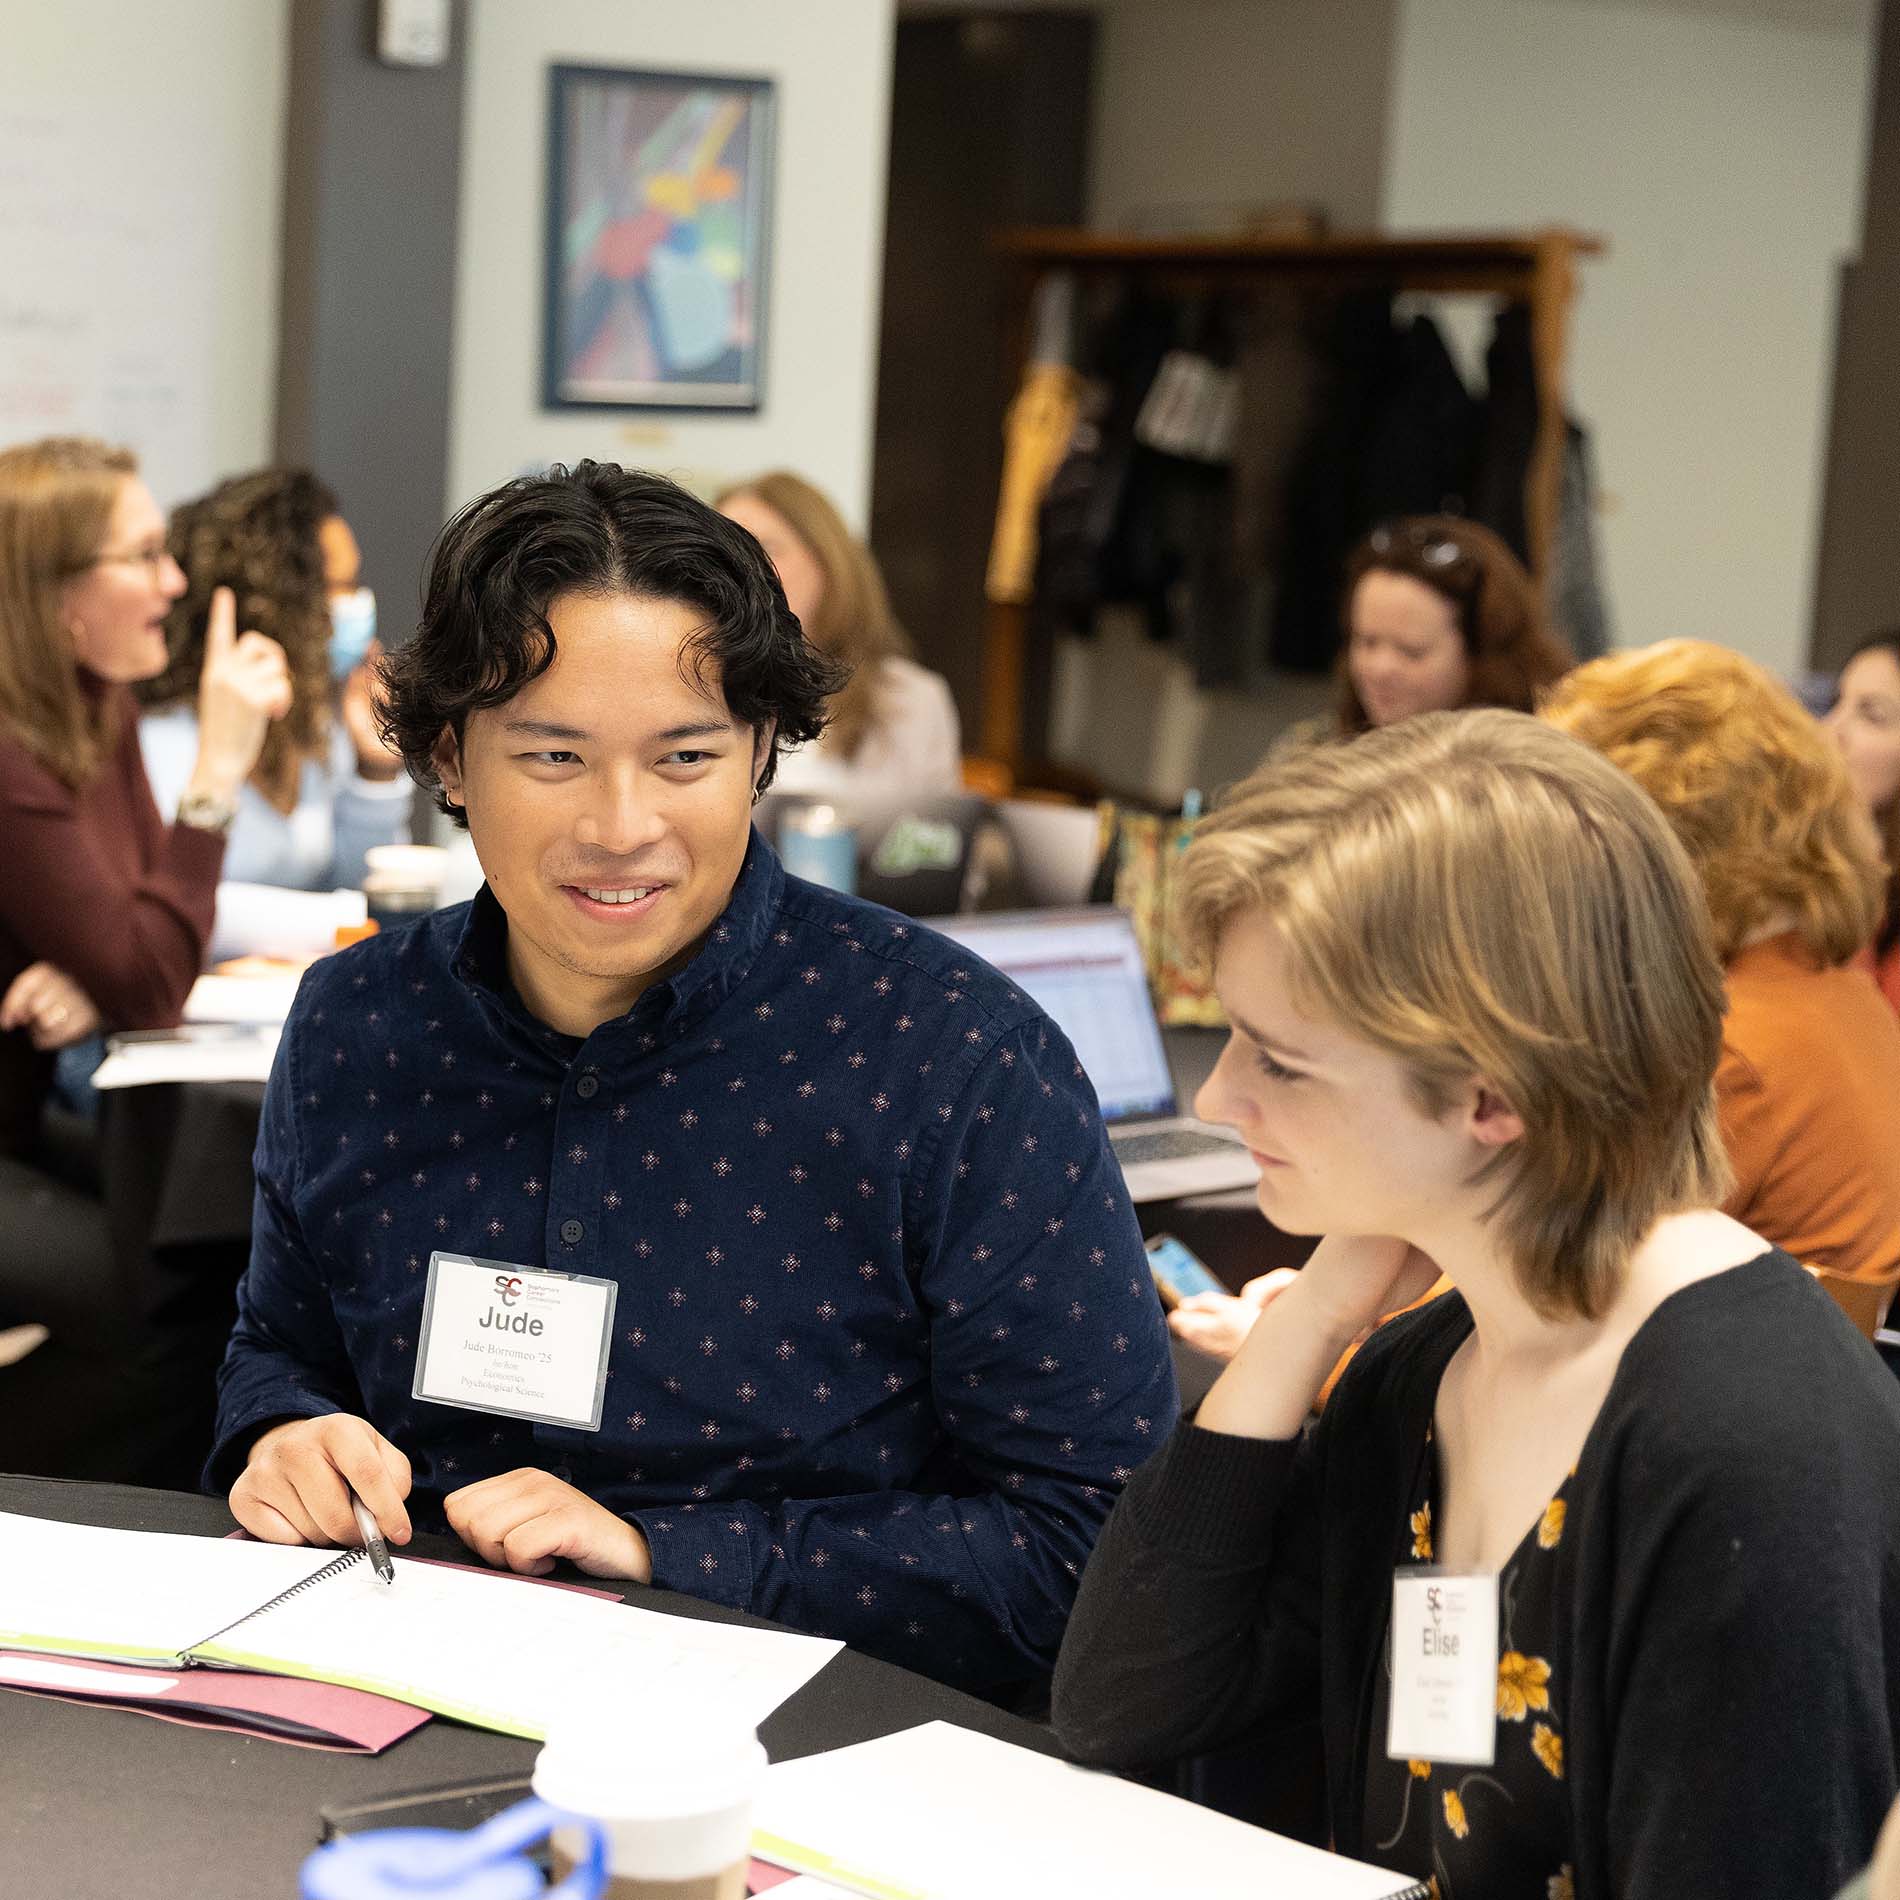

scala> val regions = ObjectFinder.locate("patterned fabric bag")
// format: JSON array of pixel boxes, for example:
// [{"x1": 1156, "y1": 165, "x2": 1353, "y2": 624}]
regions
[{"x1": 1094, "y1": 805, "x2": 1225, "y2": 1028}]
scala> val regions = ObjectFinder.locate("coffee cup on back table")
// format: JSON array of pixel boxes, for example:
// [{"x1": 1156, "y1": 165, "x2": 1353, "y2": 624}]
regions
[
  {"x1": 532, "y1": 1697, "x2": 766, "y2": 1900},
  {"x1": 361, "y1": 843, "x2": 449, "y2": 932}
]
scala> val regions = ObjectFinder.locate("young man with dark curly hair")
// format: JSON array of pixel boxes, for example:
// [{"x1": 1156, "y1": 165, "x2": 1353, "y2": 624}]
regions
[{"x1": 204, "y1": 462, "x2": 1175, "y2": 1696}]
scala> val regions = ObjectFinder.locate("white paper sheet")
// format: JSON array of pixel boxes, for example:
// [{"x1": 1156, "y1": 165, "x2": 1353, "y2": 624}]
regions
[
  {"x1": 90, "y1": 1026, "x2": 281, "y2": 1089},
  {"x1": 0, "y1": 1655, "x2": 183, "y2": 1695},
  {"x1": 206, "y1": 883, "x2": 367, "y2": 966},
  {"x1": 184, "y1": 967, "x2": 306, "y2": 1026},
  {"x1": 753, "y1": 1721, "x2": 1423, "y2": 1900},
  {"x1": 0, "y1": 1513, "x2": 338, "y2": 1663}
]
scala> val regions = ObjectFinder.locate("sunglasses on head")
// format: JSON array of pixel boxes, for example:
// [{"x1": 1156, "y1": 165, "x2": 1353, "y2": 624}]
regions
[{"x1": 1368, "y1": 522, "x2": 1474, "y2": 573}]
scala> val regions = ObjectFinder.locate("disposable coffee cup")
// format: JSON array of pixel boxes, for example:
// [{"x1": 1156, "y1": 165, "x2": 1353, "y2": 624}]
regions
[
  {"x1": 532, "y1": 1697, "x2": 766, "y2": 1900},
  {"x1": 363, "y1": 843, "x2": 450, "y2": 886},
  {"x1": 361, "y1": 843, "x2": 449, "y2": 931}
]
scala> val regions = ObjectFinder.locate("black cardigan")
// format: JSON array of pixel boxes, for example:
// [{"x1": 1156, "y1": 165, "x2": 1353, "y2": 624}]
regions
[{"x1": 1052, "y1": 1252, "x2": 1900, "y2": 1899}]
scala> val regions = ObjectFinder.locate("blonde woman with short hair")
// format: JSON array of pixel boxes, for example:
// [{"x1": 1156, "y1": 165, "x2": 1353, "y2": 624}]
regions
[
  {"x1": 1544, "y1": 639, "x2": 1900, "y2": 1333},
  {"x1": 1052, "y1": 710, "x2": 1900, "y2": 1900},
  {"x1": 717, "y1": 471, "x2": 959, "y2": 801}
]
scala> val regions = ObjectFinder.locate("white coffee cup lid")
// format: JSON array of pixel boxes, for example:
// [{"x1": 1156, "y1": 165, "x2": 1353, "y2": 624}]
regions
[{"x1": 532, "y1": 1692, "x2": 766, "y2": 1819}]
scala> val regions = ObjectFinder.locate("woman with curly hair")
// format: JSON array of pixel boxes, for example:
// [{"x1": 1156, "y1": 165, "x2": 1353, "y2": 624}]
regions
[
  {"x1": 1337, "y1": 516, "x2": 1573, "y2": 733},
  {"x1": 136, "y1": 469, "x2": 410, "y2": 916},
  {"x1": 716, "y1": 471, "x2": 960, "y2": 800},
  {"x1": 1265, "y1": 516, "x2": 1574, "y2": 764},
  {"x1": 1543, "y1": 639, "x2": 1900, "y2": 1333},
  {"x1": 1826, "y1": 630, "x2": 1900, "y2": 1015}
]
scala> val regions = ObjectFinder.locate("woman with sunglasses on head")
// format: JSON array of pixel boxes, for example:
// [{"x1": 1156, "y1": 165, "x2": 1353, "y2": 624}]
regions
[
  {"x1": 1826, "y1": 630, "x2": 1900, "y2": 1016},
  {"x1": 1053, "y1": 710, "x2": 1900, "y2": 1900},
  {"x1": 1272, "y1": 517, "x2": 1573, "y2": 762},
  {"x1": 135, "y1": 469, "x2": 410, "y2": 953},
  {"x1": 0, "y1": 438, "x2": 290, "y2": 1158},
  {"x1": 1341, "y1": 515, "x2": 1574, "y2": 730}
]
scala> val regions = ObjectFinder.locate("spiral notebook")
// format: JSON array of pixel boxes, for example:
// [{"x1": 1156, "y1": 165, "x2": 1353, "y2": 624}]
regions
[{"x1": 0, "y1": 1511, "x2": 840, "y2": 1739}]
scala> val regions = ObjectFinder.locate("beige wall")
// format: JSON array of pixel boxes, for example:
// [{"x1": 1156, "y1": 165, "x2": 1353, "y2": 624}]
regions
[
  {"x1": 448, "y1": 0, "x2": 896, "y2": 529},
  {"x1": 1384, "y1": 0, "x2": 1874, "y2": 677},
  {"x1": 1088, "y1": 0, "x2": 1399, "y2": 231}
]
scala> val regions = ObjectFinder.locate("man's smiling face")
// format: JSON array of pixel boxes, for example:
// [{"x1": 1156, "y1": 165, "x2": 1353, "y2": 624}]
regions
[{"x1": 434, "y1": 589, "x2": 769, "y2": 1036}]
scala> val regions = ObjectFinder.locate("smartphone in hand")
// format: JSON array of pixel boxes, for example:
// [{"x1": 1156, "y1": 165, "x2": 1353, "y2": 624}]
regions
[{"x1": 1145, "y1": 1233, "x2": 1227, "y2": 1309}]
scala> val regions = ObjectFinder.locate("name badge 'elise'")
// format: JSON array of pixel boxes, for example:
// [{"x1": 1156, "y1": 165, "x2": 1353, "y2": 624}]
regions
[
  {"x1": 1386, "y1": 1568, "x2": 1499, "y2": 1768},
  {"x1": 412, "y1": 1251, "x2": 617, "y2": 1432}
]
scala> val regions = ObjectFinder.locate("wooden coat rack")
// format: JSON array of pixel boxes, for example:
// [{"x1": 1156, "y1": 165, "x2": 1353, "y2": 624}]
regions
[{"x1": 980, "y1": 226, "x2": 1605, "y2": 770}]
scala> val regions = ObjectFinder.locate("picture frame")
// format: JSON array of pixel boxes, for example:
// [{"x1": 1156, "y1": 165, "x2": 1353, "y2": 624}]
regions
[{"x1": 542, "y1": 64, "x2": 776, "y2": 412}]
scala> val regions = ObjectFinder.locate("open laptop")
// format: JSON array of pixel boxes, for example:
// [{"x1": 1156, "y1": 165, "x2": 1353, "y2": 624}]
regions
[{"x1": 928, "y1": 907, "x2": 1260, "y2": 1203}]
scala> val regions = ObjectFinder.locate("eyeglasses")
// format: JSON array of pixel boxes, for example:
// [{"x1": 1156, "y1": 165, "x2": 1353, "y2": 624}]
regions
[
  {"x1": 88, "y1": 542, "x2": 175, "y2": 577},
  {"x1": 1367, "y1": 522, "x2": 1473, "y2": 573}
]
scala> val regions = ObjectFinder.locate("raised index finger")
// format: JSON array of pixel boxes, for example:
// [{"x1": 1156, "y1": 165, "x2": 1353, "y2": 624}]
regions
[{"x1": 204, "y1": 585, "x2": 237, "y2": 660}]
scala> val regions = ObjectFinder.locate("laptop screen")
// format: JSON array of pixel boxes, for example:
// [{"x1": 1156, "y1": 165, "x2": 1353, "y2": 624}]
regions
[{"x1": 928, "y1": 908, "x2": 1178, "y2": 1123}]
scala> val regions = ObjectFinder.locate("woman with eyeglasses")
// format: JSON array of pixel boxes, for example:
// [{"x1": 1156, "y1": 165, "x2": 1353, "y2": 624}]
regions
[
  {"x1": 134, "y1": 468, "x2": 410, "y2": 951},
  {"x1": 1825, "y1": 631, "x2": 1900, "y2": 1016},
  {"x1": 0, "y1": 437, "x2": 289, "y2": 1159}
]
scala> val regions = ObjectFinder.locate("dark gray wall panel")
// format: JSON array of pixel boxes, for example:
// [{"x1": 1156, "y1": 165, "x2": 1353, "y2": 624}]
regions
[{"x1": 276, "y1": 0, "x2": 467, "y2": 637}]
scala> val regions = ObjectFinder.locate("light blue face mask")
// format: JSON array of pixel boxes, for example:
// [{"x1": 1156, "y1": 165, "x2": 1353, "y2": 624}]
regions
[{"x1": 329, "y1": 585, "x2": 377, "y2": 681}]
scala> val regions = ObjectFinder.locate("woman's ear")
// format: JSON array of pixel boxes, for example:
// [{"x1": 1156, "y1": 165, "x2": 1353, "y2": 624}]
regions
[
  {"x1": 431, "y1": 725, "x2": 465, "y2": 809},
  {"x1": 1467, "y1": 1080, "x2": 1526, "y2": 1151}
]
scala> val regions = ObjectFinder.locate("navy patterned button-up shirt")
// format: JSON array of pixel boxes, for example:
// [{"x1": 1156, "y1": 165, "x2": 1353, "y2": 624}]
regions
[{"x1": 210, "y1": 832, "x2": 1176, "y2": 1692}]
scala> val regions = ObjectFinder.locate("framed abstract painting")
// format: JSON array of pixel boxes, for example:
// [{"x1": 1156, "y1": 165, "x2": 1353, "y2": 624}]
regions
[{"x1": 543, "y1": 65, "x2": 775, "y2": 411}]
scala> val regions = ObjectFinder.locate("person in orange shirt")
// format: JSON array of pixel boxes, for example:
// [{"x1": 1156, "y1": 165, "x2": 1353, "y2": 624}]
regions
[
  {"x1": 1544, "y1": 640, "x2": 1900, "y2": 1335},
  {"x1": 1826, "y1": 631, "x2": 1900, "y2": 1018}
]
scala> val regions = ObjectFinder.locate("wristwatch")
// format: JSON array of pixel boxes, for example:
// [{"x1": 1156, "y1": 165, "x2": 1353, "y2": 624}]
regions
[{"x1": 177, "y1": 787, "x2": 239, "y2": 836}]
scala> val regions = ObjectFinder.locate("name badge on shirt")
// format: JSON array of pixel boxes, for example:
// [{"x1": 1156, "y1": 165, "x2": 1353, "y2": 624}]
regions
[
  {"x1": 412, "y1": 1251, "x2": 617, "y2": 1432},
  {"x1": 1386, "y1": 1568, "x2": 1499, "y2": 1767}
]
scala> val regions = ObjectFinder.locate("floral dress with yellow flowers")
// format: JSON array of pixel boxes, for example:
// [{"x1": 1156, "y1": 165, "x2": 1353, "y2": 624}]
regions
[{"x1": 1364, "y1": 1426, "x2": 1575, "y2": 1900}]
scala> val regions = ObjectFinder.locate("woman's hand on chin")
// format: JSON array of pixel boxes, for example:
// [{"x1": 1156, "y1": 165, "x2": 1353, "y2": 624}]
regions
[
  {"x1": 1196, "y1": 1239, "x2": 1444, "y2": 1441},
  {"x1": 1293, "y1": 1235, "x2": 1444, "y2": 1346}
]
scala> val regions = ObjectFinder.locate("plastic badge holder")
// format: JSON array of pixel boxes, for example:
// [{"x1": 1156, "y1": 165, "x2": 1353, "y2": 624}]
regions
[{"x1": 300, "y1": 1796, "x2": 606, "y2": 1900}]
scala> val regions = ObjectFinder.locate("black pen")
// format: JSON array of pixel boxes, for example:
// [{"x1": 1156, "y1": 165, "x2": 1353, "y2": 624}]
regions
[{"x1": 350, "y1": 1493, "x2": 396, "y2": 1586}]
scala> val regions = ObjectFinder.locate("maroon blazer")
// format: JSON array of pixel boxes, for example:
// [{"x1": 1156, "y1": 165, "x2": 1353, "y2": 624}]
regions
[{"x1": 0, "y1": 684, "x2": 222, "y2": 1154}]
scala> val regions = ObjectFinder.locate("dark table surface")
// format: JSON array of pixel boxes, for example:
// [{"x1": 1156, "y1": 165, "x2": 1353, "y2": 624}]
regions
[{"x1": 0, "y1": 1475, "x2": 1058, "y2": 1900}]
